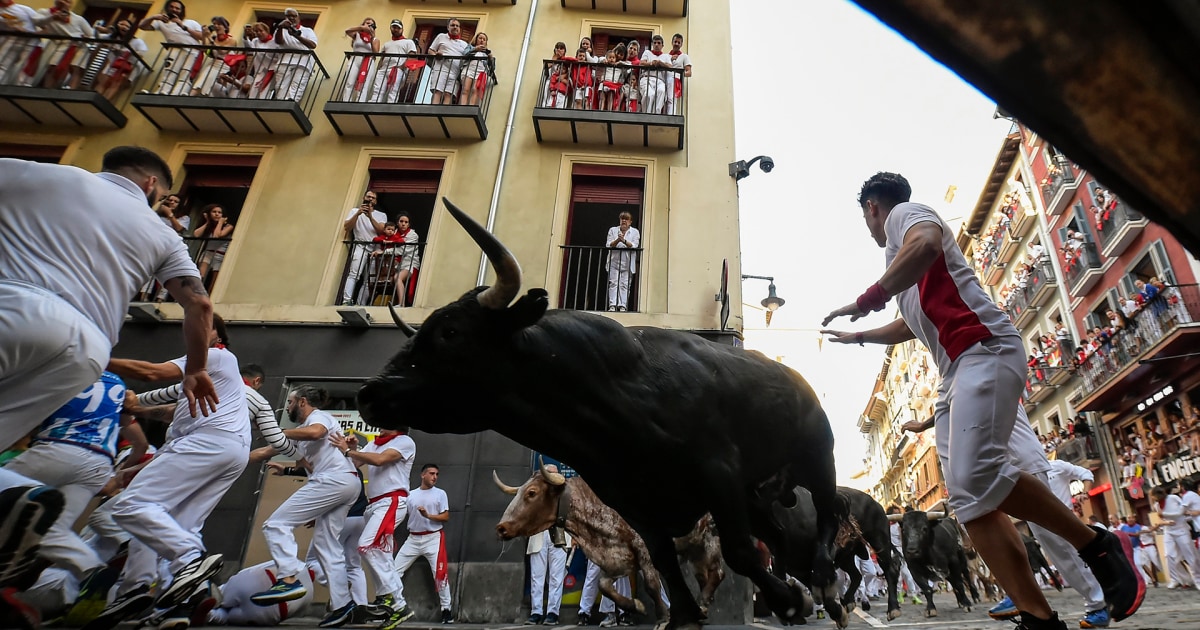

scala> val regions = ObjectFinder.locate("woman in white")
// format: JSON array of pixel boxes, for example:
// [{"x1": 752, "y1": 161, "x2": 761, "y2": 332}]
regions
[
  {"x1": 190, "y1": 16, "x2": 236, "y2": 96},
  {"x1": 458, "y1": 32, "x2": 493, "y2": 107},
  {"x1": 341, "y1": 17, "x2": 379, "y2": 102},
  {"x1": 1150, "y1": 486, "x2": 1200, "y2": 588},
  {"x1": 139, "y1": 0, "x2": 203, "y2": 95},
  {"x1": 392, "y1": 214, "x2": 421, "y2": 305}
]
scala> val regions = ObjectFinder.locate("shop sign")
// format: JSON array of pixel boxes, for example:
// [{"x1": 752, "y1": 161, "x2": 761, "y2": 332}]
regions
[
  {"x1": 1149, "y1": 451, "x2": 1200, "y2": 488},
  {"x1": 1069, "y1": 480, "x2": 1086, "y2": 496}
]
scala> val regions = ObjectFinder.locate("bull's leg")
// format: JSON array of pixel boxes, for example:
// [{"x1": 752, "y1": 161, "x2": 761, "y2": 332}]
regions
[
  {"x1": 795, "y1": 457, "x2": 846, "y2": 627},
  {"x1": 911, "y1": 567, "x2": 938, "y2": 618},
  {"x1": 861, "y1": 529, "x2": 902, "y2": 620},
  {"x1": 948, "y1": 560, "x2": 973, "y2": 611},
  {"x1": 640, "y1": 531, "x2": 703, "y2": 630},
  {"x1": 691, "y1": 561, "x2": 723, "y2": 614},
  {"x1": 597, "y1": 575, "x2": 645, "y2": 616},
  {"x1": 835, "y1": 552, "x2": 862, "y2": 613}
]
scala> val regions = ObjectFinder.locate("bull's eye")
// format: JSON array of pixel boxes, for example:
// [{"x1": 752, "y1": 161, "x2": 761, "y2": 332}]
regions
[{"x1": 443, "y1": 327, "x2": 457, "y2": 339}]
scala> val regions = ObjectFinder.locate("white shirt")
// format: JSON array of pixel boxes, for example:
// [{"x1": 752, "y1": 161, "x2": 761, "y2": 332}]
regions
[
  {"x1": 297, "y1": 409, "x2": 355, "y2": 477},
  {"x1": 381, "y1": 38, "x2": 418, "y2": 56},
  {"x1": 668, "y1": 50, "x2": 691, "y2": 73},
  {"x1": 166, "y1": 347, "x2": 249, "y2": 440},
  {"x1": 639, "y1": 50, "x2": 674, "y2": 83},
  {"x1": 0, "y1": 161, "x2": 199, "y2": 344},
  {"x1": 1, "y1": 3, "x2": 39, "y2": 31},
  {"x1": 406, "y1": 486, "x2": 449, "y2": 533},
  {"x1": 151, "y1": 17, "x2": 202, "y2": 44},
  {"x1": 1158, "y1": 494, "x2": 1190, "y2": 536},
  {"x1": 605, "y1": 226, "x2": 641, "y2": 273},
  {"x1": 345, "y1": 207, "x2": 386, "y2": 242},
  {"x1": 888, "y1": 521, "x2": 902, "y2": 549},
  {"x1": 1182, "y1": 490, "x2": 1200, "y2": 527},
  {"x1": 361, "y1": 434, "x2": 415, "y2": 499},
  {"x1": 429, "y1": 32, "x2": 470, "y2": 75},
  {"x1": 275, "y1": 24, "x2": 317, "y2": 70},
  {"x1": 35, "y1": 9, "x2": 93, "y2": 37},
  {"x1": 1045, "y1": 459, "x2": 1093, "y2": 505}
]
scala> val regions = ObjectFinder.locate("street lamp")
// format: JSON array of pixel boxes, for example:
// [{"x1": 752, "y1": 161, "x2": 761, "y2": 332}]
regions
[{"x1": 741, "y1": 274, "x2": 785, "y2": 326}]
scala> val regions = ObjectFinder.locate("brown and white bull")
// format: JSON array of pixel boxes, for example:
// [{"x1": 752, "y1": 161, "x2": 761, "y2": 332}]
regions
[{"x1": 493, "y1": 467, "x2": 725, "y2": 626}]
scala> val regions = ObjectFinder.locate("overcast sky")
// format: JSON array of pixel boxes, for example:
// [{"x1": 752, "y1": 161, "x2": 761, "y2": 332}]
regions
[{"x1": 729, "y1": 0, "x2": 1014, "y2": 485}]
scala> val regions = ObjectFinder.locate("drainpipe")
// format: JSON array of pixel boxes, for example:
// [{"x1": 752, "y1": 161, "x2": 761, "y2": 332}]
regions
[{"x1": 477, "y1": 0, "x2": 539, "y2": 286}]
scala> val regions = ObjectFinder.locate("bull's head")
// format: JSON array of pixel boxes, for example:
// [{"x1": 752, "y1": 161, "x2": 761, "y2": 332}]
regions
[
  {"x1": 897, "y1": 509, "x2": 944, "y2": 557},
  {"x1": 356, "y1": 198, "x2": 550, "y2": 429},
  {"x1": 493, "y1": 466, "x2": 567, "y2": 540}
]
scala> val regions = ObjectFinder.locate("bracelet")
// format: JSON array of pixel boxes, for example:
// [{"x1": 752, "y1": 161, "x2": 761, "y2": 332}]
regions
[
  {"x1": 856, "y1": 282, "x2": 890, "y2": 313},
  {"x1": 855, "y1": 332, "x2": 864, "y2": 347}
]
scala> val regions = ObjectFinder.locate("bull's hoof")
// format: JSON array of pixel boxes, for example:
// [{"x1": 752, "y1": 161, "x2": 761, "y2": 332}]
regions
[
  {"x1": 860, "y1": 600, "x2": 870, "y2": 612},
  {"x1": 962, "y1": 605, "x2": 972, "y2": 613},
  {"x1": 924, "y1": 608, "x2": 938, "y2": 618},
  {"x1": 824, "y1": 598, "x2": 847, "y2": 629},
  {"x1": 634, "y1": 600, "x2": 647, "y2": 615},
  {"x1": 887, "y1": 608, "x2": 901, "y2": 621}
]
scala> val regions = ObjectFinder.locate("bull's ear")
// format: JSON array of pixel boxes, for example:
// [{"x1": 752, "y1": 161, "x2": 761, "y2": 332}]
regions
[{"x1": 503, "y1": 289, "x2": 549, "y2": 330}]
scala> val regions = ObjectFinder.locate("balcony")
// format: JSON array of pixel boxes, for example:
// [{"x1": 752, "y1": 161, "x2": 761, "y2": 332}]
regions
[
  {"x1": 560, "y1": 0, "x2": 688, "y2": 17},
  {"x1": 1055, "y1": 435, "x2": 1103, "y2": 468},
  {"x1": 1027, "y1": 367, "x2": 1055, "y2": 404},
  {"x1": 0, "y1": 32, "x2": 146, "y2": 128},
  {"x1": 1063, "y1": 242, "x2": 1104, "y2": 296},
  {"x1": 997, "y1": 226, "x2": 1021, "y2": 265},
  {"x1": 1010, "y1": 201, "x2": 1036, "y2": 238},
  {"x1": 1007, "y1": 282, "x2": 1035, "y2": 328},
  {"x1": 558, "y1": 245, "x2": 642, "y2": 312},
  {"x1": 1027, "y1": 260, "x2": 1059, "y2": 308},
  {"x1": 1041, "y1": 160, "x2": 1080, "y2": 217},
  {"x1": 532, "y1": 60, "x2": 685, "y2": 150},
  {"x1": 1077, "y1": 284, "x2": 1200, "y2": 409},
  {"x1": 131, "y1": 44, "x2": 327, "y2": 135},
  {"x1": 337, "y1": 239, "x2": 425, "y2": 307},
  {"x1": 324, "y1": 52, "x2": 493, "y2": 140},
  {"x1": 134, "y1": 236, "x2": 232, "y2": 301},
  {"x1": 1095, "y1": 202, "x2": 1149, "y2": 258}
]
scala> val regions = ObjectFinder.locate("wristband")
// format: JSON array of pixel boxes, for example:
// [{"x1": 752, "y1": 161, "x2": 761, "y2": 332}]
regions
[
  {"x1": 855, "y1": 332, "x2": 864, "y2": 347},
  {"x1": 856, "y1": 282, "x2": 890, "y2": 314}
]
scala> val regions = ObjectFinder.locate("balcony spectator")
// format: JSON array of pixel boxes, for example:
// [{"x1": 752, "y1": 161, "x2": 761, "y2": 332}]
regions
[
  {"x1": 428, "y1": 17, "x2": 470, "y2": 105},
  {"x1": 570, "y1": 46, "x2": 593, "y2": 110},
  {"x1": 340, "y1": 190, "x2": 386, "y2": 306},
  {"x1": 210, "y1": 50, "x2": 250, "y2": 98},
  {"x1": 246, "y1": 21, "x2": 279, "y2": 99},
  {"x1": 542, "y1": 41, "x2": 569, "y2": 108},
  {"x1": 1028, "y1": 240, "x2": 1045, "y2": 262},
  {"x1": 620, "y1": 64, "x2": 640, "y2": 113},
  {"x1": 369, "y1": 19, "x2": 419, "y2": 104},
  {"x1": 93, "y1": 18, "x2": 148, "y2": 100},
  {"x1": 1065, "y1": 229, "x2": 1085, "y2": 251},
  {"x1": 458, "y1": 31, "x2": 493, "y2": 107},
  {"x1": 605, "y1": 211, "x2": 640, "y2": 312},
  {"x1": 1053, "y1": 320, "x2": 1074, "y2": 358},
  {"x1": 155, "y1": 193, "x2": 188, "y2": 234},
  {"x1": 193, "y1": 204, "x2": 234, "y2": 290},
  {"x1": 271, "y1": 7, "x2": 317, "y2": 101},
  {"x1": 0, "y1": 0, "x2": 38, "y2": 88},
  {"x1": 638, "y1": 34, "x2": 672, "y2": 114},
  {"x1": 597, "y1": 47, "x2": 625, "y2": 111},
  {"x1": 665, "y1": 33, "x2": 691, "y2": 115},
  {"x1": 340, "y1": 17, "x2": 379, "y2": 102},
  {"x1": 32, "y1": 0, "x2": 93, "y2": 89},
  {"x1": 391, "y1": 214, "x2": 420, "y2": 305},
  {"x1": 140, "y1": 0, "x2": 202, "y2": 96},
  {"x1": 578, "y1": 36, "x2": 599, "y2": 63},
  {"x1": 188, "y1": 16, "x2": 235, "y2": 96}
]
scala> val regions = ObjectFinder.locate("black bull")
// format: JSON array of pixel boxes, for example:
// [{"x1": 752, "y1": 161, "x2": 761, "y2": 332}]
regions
[
  {"x1": 893, "y1": 510, "x2": 975, "y2": 617},
  {"x1": 356, "y1": 199, "x2": 845, "y2": 629}
]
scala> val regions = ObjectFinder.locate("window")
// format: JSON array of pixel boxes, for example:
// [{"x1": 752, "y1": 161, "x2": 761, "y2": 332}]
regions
[
  {"x1": 1045, "y1": 410, "x2": 1061, "y2": 433},
  {"x1": 559, "y1": 164, "x2": 646, "y2": 312},
  {"x1": 0, "y1": 143, "x2": 67, "y2": 163},
  {"x1": 79, "y1": 1, "x2": 150, "y2": 28},
  {"x1": 177, "y1": 154, "x2": 260, "y2": 293},
  {"x1": 1124, "y1": 242, "x2": 1175, "y2": 292},
  {"x1": 589, "y1": 27, "x2": 654, "y2": 57}
]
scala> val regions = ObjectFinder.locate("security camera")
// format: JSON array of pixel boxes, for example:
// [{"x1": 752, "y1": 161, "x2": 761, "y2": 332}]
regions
[
  {"x1": 728, "y1": 155, "x2": 776, "y2": 182},
  {"x1": 758, "y1": 157, "x2": 774, "y2": 173}
]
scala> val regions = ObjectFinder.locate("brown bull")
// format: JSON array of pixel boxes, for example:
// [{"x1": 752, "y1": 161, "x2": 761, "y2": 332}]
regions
[{"x1": 494, "y1": 467, "x2": 724, "y2": 625}]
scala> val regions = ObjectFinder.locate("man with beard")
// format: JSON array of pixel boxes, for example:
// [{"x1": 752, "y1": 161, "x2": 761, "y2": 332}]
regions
[
  {"x1": 0, "y1": 146, "x2": 216, "y2": 593},
  {"x1": 139, "y1": 0, "x2": 203, "y2": 94},
  {"x1": 340, "y1": 189, "x2": 387, "y2": 305}
]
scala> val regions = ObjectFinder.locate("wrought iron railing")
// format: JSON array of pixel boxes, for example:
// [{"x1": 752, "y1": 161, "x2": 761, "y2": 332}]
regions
[
  {"x1": 140, "y1": 42, "x2": 328, "y2": 114},
  {"x1": 1041, "y1": 159, "x2": 1076, "y2": 202},
  {"x1": 1076, "y1": 284, "x2": 1200, "y2": 396},
  {"x1": 0, "y1": 31, "x2": 151, "y2": 107},
  {"x1": 136, "y1": 235, "x2": 232, "y2": 301},
  {"x1": 1093, "y1": 202, "x2": 1146, "y2": 251},
  {"x1": 535, "y1": 58, "x2": 685, "y2": 115},
  {"x1": 337, "y1": 239, "x2": 425, "y2": 307},
  {"x1": 559, "y1": 245, "x2": 642, "y2": 312},
  {"x1": 326, "y1": 51, "x2": 496, "y2": 112},
  {"x1": 980, "y1": 220, "x2": 1009, "y2": 277},
  {"x1": 1063, "y1": 242, "x2": 1102, "y2": 289}
]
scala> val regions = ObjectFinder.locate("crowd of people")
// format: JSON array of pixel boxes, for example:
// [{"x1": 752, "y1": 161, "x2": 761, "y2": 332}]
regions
[
  {"x1": 340, "y1": 190, "x2": 422, "y2": 308},
  {"x1": 542, "y1": 33, "x2": 691, "y2": 115}
]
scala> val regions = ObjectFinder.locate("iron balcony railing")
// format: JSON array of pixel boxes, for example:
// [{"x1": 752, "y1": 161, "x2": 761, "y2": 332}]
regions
[
  {"x1": 136, "y1": 235, "x2": 232, "y2": 301},
  {"x1": 1076, "y1": 284, "x2": 1199, "y2": 396},
  {"x1": 337, "y1": 239, "x2": 425, "y2": 307},
  {"x1": 559, "y1": 245, "x2": 642, "y2": 313},
  {"x1": 0, "y1": 31, "x2": 151, "y2": 107},
  {"x1": 327, "y1": 51, "x2": 496, "y2": 110},
  {"x1": 1093, "y1": 202, "x2": 1146, "y2": 251},
  {"x1": 1055, "y1": 435, "x2": 1101, "y2": 465},
  {"x1": 535, "y1": 58, "x2": 685, "y2": 115},
  {"x1": 1063, "y1": 242, "x2": 1103, "y2": 290},
  {"x1": 1041, "y1": 159, "x2": 1077, "y2": 203},
  {"x1": 141, "y1": 42, "x2": 328, "y2": 113},
  {"x1": 980, "y1": 220, "x2": 1009, "y2": 277},
  {"x1": 1006, "y1": 281, "x2": 1031, "y2": 323}
]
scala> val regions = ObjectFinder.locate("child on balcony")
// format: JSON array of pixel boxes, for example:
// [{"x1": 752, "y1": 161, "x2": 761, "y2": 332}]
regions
[
  {"x1": 542, "y1": 42, "x2": 569, "y2": 109},
  {"x1": 570, "y1": 47, "x2": 593, "y2": 110},
  {"x1": 621, "y1": 69, "x2": 639, "y2": 113},
  {"x1": 597, "y1": 47, "x2": 625, "y2": 112}
]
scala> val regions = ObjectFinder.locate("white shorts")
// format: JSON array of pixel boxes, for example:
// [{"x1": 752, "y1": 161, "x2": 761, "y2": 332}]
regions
[
  {"x1": 933, "y1": 335, "x2": 1027, "y2": 523},
  {"x1": 0, "y1": 281, "x2": 109, "y2": 452}
]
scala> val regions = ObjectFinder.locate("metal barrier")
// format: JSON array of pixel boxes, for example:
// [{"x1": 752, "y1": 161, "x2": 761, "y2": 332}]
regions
[
  {"x1": 1093, "y1": 202, "x2": 1145, "y2": 250},
  {"x1": 1041, "y1": 159, "x2": 1076, "y2": 201},
  {"x1": 1063, "y1": 242, "x2": 1102, "y2": 289},
  {"x1": 559, "y1": 245, "x2": 642, "y2": 312},
  {"x1": 337, "y1": 239, "x2": 425, "y2": 307},
  {"x1": 142, "y1": 42, "x2": 328, "y2": 112},
  {"x1": 327, "y1": 51, "x2": 496, "y2": 110},
  {"x1": 535, "y1": 58, "x2": 684, "y2": 115},
  {"x1": 0, "y1": 31, "x2": 151, "y2": 106}
]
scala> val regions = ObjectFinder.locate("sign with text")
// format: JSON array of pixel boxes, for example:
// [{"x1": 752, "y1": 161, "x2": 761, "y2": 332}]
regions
[
  {"x1": 1150, "y1": 451, "x2": 1200, "y2": 488},
  {"x1": 329, "y1": 410, "x2": 379, "y2": 443},
  {"x1": 531, "y1": 452, "x2": 578, "y2": 478}
]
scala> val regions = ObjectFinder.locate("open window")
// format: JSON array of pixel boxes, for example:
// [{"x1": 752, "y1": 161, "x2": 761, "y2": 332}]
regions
[
  {"x1": 79, "y1": 1, "x2": 151, "y2": 27},
  {"x1": 589, "y1": 27, "x2": 654, "y2": 57},
  {"x1": 175, "y1": 154, "x2": 260, "y2": 293},
  {"x1": 0, "y1": 143, "x2": 67, "y2": 163},
  {"x1": 559, "y1": 164, "x2": 645, "y2": 313}
]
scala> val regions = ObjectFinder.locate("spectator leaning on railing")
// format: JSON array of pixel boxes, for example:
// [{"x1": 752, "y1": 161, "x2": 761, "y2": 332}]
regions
[
  {"x1": 638, "y1": 34, "x2": 672, "y2": 114},
  {"x1": 190, "y1": 15, "x2": 234, "y2": 96},
  {"x1": 666, "y1": 33, "x2": 691, "y2": 115},
  {"x1": 369, "y1": 19, "x2": 419, "y2": 104},
  {"x1": 458, "y1": 31, "x2": 493, "y2": 107},
  {"x1": 93, "y1": 18, "x2": 148, "y2": 100},
  {"x1": 33, "y1": 0, "x2": 93, "y2": 89},
  {"x1": 140, "y1": 0, "x2": 202, "y2": 96},
  {"x1": 270, "y1": 7, "x2": 317, "y2": 101},
  {"x1": 340, "y1": 190, "x2": 386, "y2": 306},
  {"x1": 427, "y1": 17, "x2": 471, "y2": 105},
  {"x1": 341, "y1": 16, "x2": 379, "y2": 102}
]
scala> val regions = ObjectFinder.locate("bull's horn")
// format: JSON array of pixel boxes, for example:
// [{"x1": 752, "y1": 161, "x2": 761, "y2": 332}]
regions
[
  {"x1": 926, "y1": 511, "x2": 945, "y2": 520},
  {"x1": 538, "y1": 455, "x2": 567, "y2": 486},
  {"x1": 389, "y1": 304, "x2": 417, "y2": 338},
  {"x1": 886, "y1": 514, "x2": 904, "y2": 522},
  {"x1": 492, "y1": 470, "x2": 519, "y2": 495},
  {"x1": 443, "y1": 198, "x2": 521, "y2": 310}
]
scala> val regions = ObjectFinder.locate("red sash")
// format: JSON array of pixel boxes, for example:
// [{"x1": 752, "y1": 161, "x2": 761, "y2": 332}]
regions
[
  {"x1": 22, "y1": 45, "x2": 44, "y2": 77},
  {"x1": 475, "y1": 70, "x2": 487, "y2": 93},
  {"x1": 51, "y1": 44, "x2": 78, "y2": 81},
  {"x1": 189, "y1": 50, "x2": 205, "y2": 81},
  {"x1": 407, "y1": 530, "x2": 450, "y2": 590},
  {"x1": 674, "y1": 76, "x2": 682, "y2": 98},
  {"x1": 404, "y1": 58, "x2": 426, "y2": 71},
  {"x1": 255, "y1": 69, "x2": 275, "y2": 90},
  {"x1": 354, "y1": 56, "x2": 372, "y2": 91},
  {"x1": 361, "y1": 489, "x2": 409, "y2": 553}
]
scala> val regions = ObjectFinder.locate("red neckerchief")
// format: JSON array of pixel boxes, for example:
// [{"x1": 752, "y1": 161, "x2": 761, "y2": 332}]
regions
[
  {"x1": 392, "y1": 35, "x2": 405, "y2": 41},
  {"x1": 259, "y1": 34, "x2": 272, "y2": 43},
  {"x1": 214, "y1": 343, "x2": 226, "y2": 350},
  {"x1": 449, "y1": 33, "x2": 461, "y2": 40},
  {"x1": 359, "y1": 31, "x2": 373, "y2": 42},
  {"x1": 52, "y1": 8, "x2": 71, "y2": 22},
  {"x1": 373, "y1": 432, "x2": 406, "y2": 447},
  {"x1": 216, "y1": 33, "x2": 231, "y2": 42},
  {"x1": 669, "y1": 50, "x2": 682, "y2": 57},
  {"x1": 242, "y1": 377, "x2": 252, "y2": 386},
  {"x1": 396, "y1": 227, "x2": 411, "y2": 240}
]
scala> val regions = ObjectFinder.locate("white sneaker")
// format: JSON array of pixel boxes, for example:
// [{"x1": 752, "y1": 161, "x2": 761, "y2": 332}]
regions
[{"x1": 598, "y1": 613, "x2": 618, "y2": 627}]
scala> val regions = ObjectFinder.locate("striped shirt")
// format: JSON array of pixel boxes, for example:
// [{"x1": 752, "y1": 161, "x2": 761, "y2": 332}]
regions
[{"x1": 137, "y1": 382, "x2": 297, "y2": 458}]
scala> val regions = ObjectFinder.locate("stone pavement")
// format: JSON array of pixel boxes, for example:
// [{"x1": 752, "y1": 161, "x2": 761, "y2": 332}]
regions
[{"x1": 224, "y1": 586, "x2": 1199, "y2": 629}]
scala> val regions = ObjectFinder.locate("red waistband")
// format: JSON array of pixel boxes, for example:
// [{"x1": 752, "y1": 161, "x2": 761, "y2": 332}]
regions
[
  {"x1": 410, "y1": 530, "x2": 440, "y2": 535},
  {"x1": 368, "y1": 489, "x2": 408, "y2": 504}
]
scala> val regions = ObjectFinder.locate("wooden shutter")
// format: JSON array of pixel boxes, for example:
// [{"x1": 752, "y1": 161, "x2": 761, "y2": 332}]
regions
[
  {"x1": 570, "y1": 183, "x2": 642, "y2": 205},
  {"x1": 1072, "y1": 202, "x2": 1096, "y2": 243},
  {"x1": 460, "y1": 22, "x2": 476, "y2": 42},
  {"x1": 415, "y1": 24, "x2": 436, "y2": 50},
  {"x1": 592, "y1": 34, "x2": 609, "y2": 56},
  {"x1": 1149, "y1": 240, "x2": 1177, "y2": 284},
  {"x1": 185, "y1": 154, "x2": 261, "y2": 168},
  {"x1": 368, "y1": 158, "x2": 444, "y2": 194}
]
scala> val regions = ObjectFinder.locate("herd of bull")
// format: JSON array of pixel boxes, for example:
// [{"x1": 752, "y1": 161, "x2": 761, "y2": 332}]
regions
[{"x1": 353, "y1": 200, "x2": 1035, "y2": 629}]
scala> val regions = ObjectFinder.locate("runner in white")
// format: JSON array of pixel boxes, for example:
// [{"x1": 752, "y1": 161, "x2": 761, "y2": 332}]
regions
[
  {"x1": 1151, "y1": 486, "x2": 1200, "y2": 588},
  {"x1": 821, "y1": 172, "x2": 1143, "y2": 630},
  {"x1": 330, "y1": 427, "x2": 416, "y2": 629},
  {"x1": 394, "y1": 463, "x2": 453, "y2": 623},
  {"x1": 250, "y1": 385, "x2": 360, "y2": 629}
]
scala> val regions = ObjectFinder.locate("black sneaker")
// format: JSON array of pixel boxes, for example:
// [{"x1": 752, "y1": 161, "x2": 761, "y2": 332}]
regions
[
  {"x1": 1015, "y1": 611, "x2": 1069, "y2": 630},
  {"x1": 66, "y1": 566, "x2": 122, "y2": 626},
  {"x1": 441, "y1": 609, "x2": 454, "y2": 624},
  {"x1": 543, "y1": 612, "x2": 559, "y2": 625},
  {"x1": 0, "y1": 485, "x2": 64, "y2": 587},
  {"x1": 81, "y1": 583, "x2": 154, "y2": 630},
  {"x1": 1078, "y1": 526, "x2": 1145, "y2": 621},
  {"x1": 157, "y1": 554, "x2": 224, "y2": 610},
  {"x1": 577, "y1": 611, "x2": 591, "y2": 626},
  {"x1": 525, "y1": 614, "x2": 543, "y2": 625},
  {"x1": 318, "y1": 602, "x2": 355, "y2": 628}
]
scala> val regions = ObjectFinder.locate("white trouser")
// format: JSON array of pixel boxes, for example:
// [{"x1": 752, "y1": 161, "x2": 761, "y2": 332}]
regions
[
  {"x1": 111, "y1": 428, "x2": 248, "y2": 594},
  {"x1": 82, "y1": 497, "x2": 130, "y2": 561},
  {"x1": 395, "y1": 530, "x2": 451, "y2": 609},
  {"x1": 578, "y1": 559, "x2": 618, "y2": 614},
  {"x1": 264, "y1": 471, "x2": 358, "y2": 608},
  {"x1": 0, "y1": 38, "x2": 34, "y2": 85},
  {"x1": 1135, "y1": 543, "x2": 1162, "y2": 583},
  {"x1": 155, "y1": 48, "x2": 199, "y2": 95},
  {"x1": 529, "y1": 533, "x2": 566, "y2": 616},
  {"x1": 273, "y1": 63, "x2": 311, "y2": 101},
  {"x1": 16, "y1": 567, "x2": 78, "y2": 618},
  {"x1": 5, "y1": 442, "x2": 112, "y2": 576},
  {"x1": 637, "y1": 77, "x2": 666, "y2": 114},
  {"x1": 1163, "y1": 529, "x2": 1200, "y2": 586},
  {"x1": 0, "y1": 282, "x2": 109, "y2": 452},
  {"x1": 192, "y1": 55, "x2": 227, "y2": 95},
  {"x1": 1027, "y1": 471, "x2": 1105, "y2": 612},
  {"x1": 370, "y1": 60, "x2": 407, "y2": 103},
  {"x1": 211, "y1": 561, "x2": 314, "y2": 626},
  {"x1": 665, "y1": 77, "x2": 679, "y2": 115},
  {"x1": 342, "y1": 56, "x2": 374, "y2": 102},
  {"x1": 607, "y1": 264, "x2": 634, "y2": 310},
  {"x1": 341, "y1": 245, "x2": 373, "y2": 304},
  {"x1": 898, "y1": 559, "x2": 923, "y2": 595},
  {"x1": 306, "y1": 512, "x2": 367, "y2": 605},
  {"x1": 357, "y1": 496, "x2": 408, "y2": 599}
]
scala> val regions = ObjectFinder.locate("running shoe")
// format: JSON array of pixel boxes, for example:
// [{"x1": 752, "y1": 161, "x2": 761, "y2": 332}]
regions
[
  {"x1": 0, "y1": 486, "x2": 64, "y2": 588},
  {"x1": 1016, "y1": 611, "x2": 1069, "y2": 630},
  {"x1": 1080, "y1": 608, "x2": 1110, "y2": 628},
  {"x1": 380, "y1": 605, "x2": 415, "y2": 630},
  {"x1": 597, "y1": 613, "x2": 615, "y2": 627},
  {"x1": 989, "y1": 596, "x2": 1019, "y2": 619},
  {"x1": 81, "y1": 583, "x2": 154, "y2": 630},
  {"x1": 0, "y1": 586, "x2": 40, "y2": 630},
  {"x1": 526, "y1": 614, "x2": 544, "y2": 625},
  {"x1": 65, "y1": 565, "x2": 121, "y2": 626},
  {"x1": 250, "y1": 578, "x2": 307, "y2": 605},
  {"x1": 156, "y1": 554, "x2": 223, "y2": 610},
  {"x1": 318, "y1": 602, "x2": 355, "y2": 628},
  {"x1": 1078, "y1": 526, "x2": 1144, "y2": 622},
  {"x1": 441, "y1": 608, "x2": 453, "y2": 624}
]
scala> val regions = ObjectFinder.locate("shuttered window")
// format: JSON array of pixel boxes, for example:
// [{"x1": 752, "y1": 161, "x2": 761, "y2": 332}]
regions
[
  {"x1": 1149, "y1": 239, "x2": 1177, "y2": 284},
  {"x1": 368, "y1": 158, "x2": 444, "y2": 194}
]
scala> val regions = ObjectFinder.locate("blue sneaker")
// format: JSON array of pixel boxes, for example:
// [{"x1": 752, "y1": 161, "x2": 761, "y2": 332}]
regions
[
  {"x1": 988, "y1": 596, "x2": 1018, "y2": 619},
  {"x1": 1081, "y1": 608, "x2": 1110, "y2": 628},
  {"x1": 250, "y1": 578, "x2": 307, "y2": 605}
]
